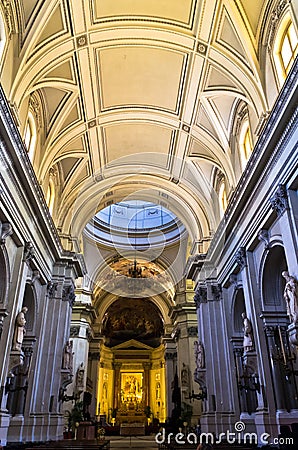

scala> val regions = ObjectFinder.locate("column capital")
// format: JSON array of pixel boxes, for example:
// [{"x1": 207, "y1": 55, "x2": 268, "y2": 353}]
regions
[
  {"x1": 270, "y1": 184, "x2": 289, "y2": 216},
  {"x1": 234, "y1": 247, "x2": 247, "y2": 270},
  {"x1": 0, "y1": 220, "x2": 13, "y2": 245},
  {"x1": 194, "y1": 286, "x2": 207, "y2": 309}
]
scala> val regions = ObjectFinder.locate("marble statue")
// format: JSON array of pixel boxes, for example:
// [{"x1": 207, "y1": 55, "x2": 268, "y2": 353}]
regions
[
  {"x1": 242, "y1": 312, "x2": 254, "y2": 352},
  {"x1": 194, "y1": 340, "x2": 205, "y2": 369},
  {"x1": 62, "y1": 340, "x2": 73, "y2": 371},
  {"x1": 76, "y1": 362, "x2": 85, "y2": 390},
  {"x1": 12, "y1": 307, "x2": 28, "y2": 351},
  {"x1": 181, "y1": 363, "x2": 189, "y2": 386},
  {"x1": 282, "y1": 271, "x2": 298, "y2": 324}
]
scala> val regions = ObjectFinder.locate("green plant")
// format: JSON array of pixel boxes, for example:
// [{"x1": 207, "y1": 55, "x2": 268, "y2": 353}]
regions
[{"x1": 66, "y1": 401, "x2": 84, "y2": 431}]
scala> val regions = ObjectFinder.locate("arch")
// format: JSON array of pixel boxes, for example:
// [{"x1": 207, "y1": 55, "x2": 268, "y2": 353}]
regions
[
  {"x1": 46, "y1": 176, "x2": 55, "y2": 215},
  {"x1": 59, "y1": 172, "x2": 212, "y2": 249},
  {"x1": 261, "y1": 245, "x2": 288, "y2": 312},
  {"x1": 232, "y1": 288, "x2": 246, "y2": 334},
  {"x1": 22, "y1": 284, "x2": 36, "y2": 335},
  {"x1": 0, "y1": 7, "x2": 7, "y2": 65},
  {"x1": 24, "y1": 111, "x2": 37, "y2": 162},
  {"x1": 273, "y1": 13, "x2": 298, "y2": 87},
  {"x1": 239, "y1": 119, "x2": 253, "y2": 171},
  {"x1": 0, "y1": 245, "x2": 9, "y2": 307}
]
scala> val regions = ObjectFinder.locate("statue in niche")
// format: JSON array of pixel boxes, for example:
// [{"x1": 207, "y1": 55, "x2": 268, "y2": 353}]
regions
[
  {"x1": 181, "y1": 363, "x2": 189, "y2": 386},
  {"x1": 282, "y1": 271, "x2": 298, "y2": 324},
  {"x1": 62, "y1": 340, "x2": 73, "y2": 372},
  {"x1": 76, "y1": 363, "x2": 85, "y2": 391},
  {"x1": 242, "y1": 312, "x2": 254, "y2": 352},
  {"x1": 194, "y1": 340, "x2": 205, "y2": 369},
  {"x1": 12, "y1": 307, "x2": 28, "y2": 351}
]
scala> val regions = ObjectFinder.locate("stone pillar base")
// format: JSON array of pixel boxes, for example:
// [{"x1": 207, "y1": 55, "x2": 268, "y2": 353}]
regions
[
  {"x1": 6, "y1": 415, "x2": 24, "y2": 443},
  {"x1": 0, "y1": 411, "x2": 10, "y2": 446}
]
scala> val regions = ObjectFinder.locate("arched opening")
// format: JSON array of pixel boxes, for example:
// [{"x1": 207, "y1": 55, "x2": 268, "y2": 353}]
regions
[
  {"x1": 24, "y1": 112, "x2": 37, "y2": 162},
  {"x1": 262, "y1": 245, "x2": 288, "y2": 311},
  {"x1": 239, "y1": 120, "x2": 253, "y2": 171},
  {"x1": 97, "y1": 297, "x2": 167, "y2": 427},
  {"x1": 273, "y1": 14, "x2": 298, "y2": 86}
]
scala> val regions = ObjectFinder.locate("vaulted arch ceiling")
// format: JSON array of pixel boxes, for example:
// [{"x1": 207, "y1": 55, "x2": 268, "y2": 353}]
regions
[{"x1": 7, "y1": 0, "x2": 270, "y2": 245}]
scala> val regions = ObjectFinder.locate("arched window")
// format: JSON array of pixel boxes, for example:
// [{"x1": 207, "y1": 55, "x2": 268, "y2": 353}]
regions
[
  {"x1": 274, "y1": 15, "x2": 298, "y2": 85},
  {"x1": 239, "y1": 121, "x2": 253, "y2": 170},
  {"x1": 0, "y1": 9, "x2": 7, "y2": 63},
  {"x1": 46, "y1": 176, "x2": 55, "y2": 215},
  {"x1": 218, "y1": 179, "x2": 227, "y2": 212},
  {"x1": 24, "y1": 112, "x2": 37, "y2": 162}
]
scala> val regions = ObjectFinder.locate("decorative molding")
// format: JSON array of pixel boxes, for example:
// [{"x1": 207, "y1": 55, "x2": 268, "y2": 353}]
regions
[
  {"x1": 165, "y1": 352, "x2": 177, "y2": 360},
  {"x1": 2, "y1": 0, "x2": 16, "y2": 38},
  {"x1": 187, "y1": 326, "x2": 198, "y2": 337},
  {"x1": 258, "y1": 229, "x2": 270, "y2": 249},
  {"x1": 23, "y1": 242, "x2": 35, "y2": 263},
  {"x1": 62, "y1": 285, "x2": 76, "y2": 307},
  {"x1": 197, "y1": 41, "x2": 207, "y2": 55},
  {"x1": 88, "y1": 119, "x2": 97, "y2": 128},
  {"x1": 29, "y1": 94, "x2": 42, "y2": 129},
  {"x1": 182, "y1": 123, "x2": 190, "y2": 132},
  {"x1": 47, "y1": 281, "x2": 58, "y2": 299},
  {"x1": 0, "y1": 220, "x2": 13, "y2": 245},
  {"x1": 229, "y1": 274, "x2": 238, "y2": 288},
  {"x1": 76, "y1": 34, "x2": 88, "y2": 47},
  {"x1": 211, "y1": 284, "x2": 222, "y2": 302},
  {"x1": 31, "y1": 270, "x2": 40, "y2": 285},
  {"x1": 255, "y1": 111, "x2": 270, "y2": 136},
  {"x1": 88, "y1": 351, "x2": 100, "y2": 361},
  {"x1": 235, "y1": 247, "x2": 247, "y2": 270},
  {"x1": 267, "y1": 0, "x2": 290, "y2": 50},
  {"x1": 194, "y1": 286, "x2": 207, "y2": 308},
  {"x1": 270, "y1": 184, "x2": 289, "y2": 216},
  {"x1": 70, "y1": 325, "x2": 80, "y2": 337}
]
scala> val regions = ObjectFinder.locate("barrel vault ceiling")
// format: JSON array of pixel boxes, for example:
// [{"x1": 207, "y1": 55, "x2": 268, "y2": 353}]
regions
[{"x1": 7, "y1": 0, "x2": 270, "y2": 243}]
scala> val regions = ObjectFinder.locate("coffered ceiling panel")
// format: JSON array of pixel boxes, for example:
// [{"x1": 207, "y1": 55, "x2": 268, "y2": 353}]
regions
[
  {"x1": 103, "y1": 123, "x2": 173, "y2": 165},
  {"x1": 97, "y1": 46, "x2": 187, "y2": 112},
  {"x1": 92, "y1": 0, "x2": 196, "y2": 28}
]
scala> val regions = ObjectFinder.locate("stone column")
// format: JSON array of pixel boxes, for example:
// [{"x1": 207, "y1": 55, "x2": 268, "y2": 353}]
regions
[
  {"x1": 113, "y1": 363, "x2": 121, "y2": 410},
  {"x1": 88, "y1": 350, "x2": 100, "y2": 418},
  {"x1": 163, "y1": 340, "x2": 177, "y2": 419},
  {"x1": 143, "y1": 362, "x2": 151, "y2": 407}
]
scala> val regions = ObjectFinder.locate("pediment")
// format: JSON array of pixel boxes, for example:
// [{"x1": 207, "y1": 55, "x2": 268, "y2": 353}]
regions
[{"x1": 111, "y1": 339, "x2": 153, "y2": 351}]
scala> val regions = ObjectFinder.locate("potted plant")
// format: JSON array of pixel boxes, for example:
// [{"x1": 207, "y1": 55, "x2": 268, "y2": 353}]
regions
[{"x1": 65, "y1": 401, "x2": 84, "y2": 438}]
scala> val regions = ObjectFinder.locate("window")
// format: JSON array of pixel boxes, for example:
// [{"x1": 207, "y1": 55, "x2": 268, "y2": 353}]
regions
[
  {"x1": 274, "y1": 16, "x2": 298, "y2": 85},
  {"x1": 0, "y1": 9, "x2": 7, "y2": 63},
  {"x1": 24, "y1": 112, "x2": 37, "y2": 162},
  {"x1": 239, "y1": 121, "x2": 253, "y2": 170},
  {"x1": 46, "y1": 177, "x2": 55, "y2": 215},
  {"x1": 219, "y1": 180, "x2": 227, "y2": 212}
]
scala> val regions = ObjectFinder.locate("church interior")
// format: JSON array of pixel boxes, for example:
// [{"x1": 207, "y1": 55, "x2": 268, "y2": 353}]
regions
[{"x1": 0, "y1": 0, "x2": 297, "y2": 448}]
